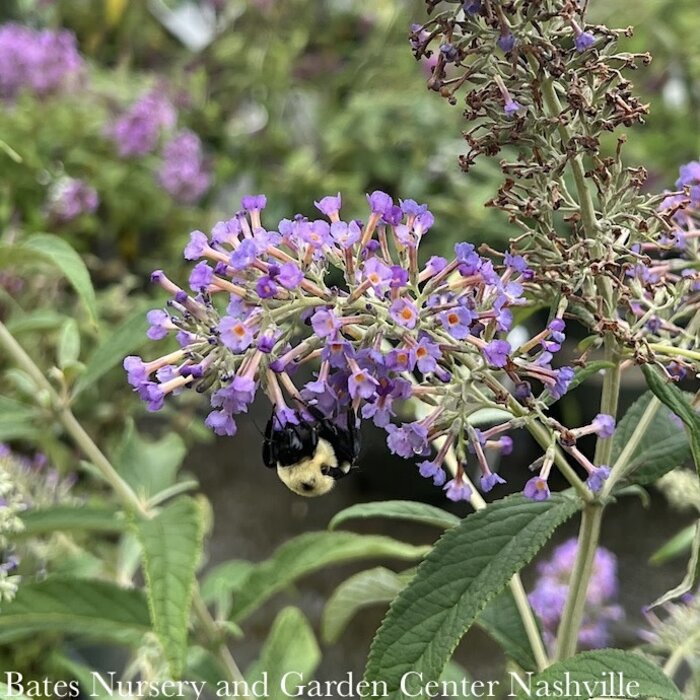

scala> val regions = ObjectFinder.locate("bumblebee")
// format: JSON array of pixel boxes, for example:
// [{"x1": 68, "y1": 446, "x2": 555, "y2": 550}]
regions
[{"x1": 262, "y1": 406, "x2": 360, "y2": 496}]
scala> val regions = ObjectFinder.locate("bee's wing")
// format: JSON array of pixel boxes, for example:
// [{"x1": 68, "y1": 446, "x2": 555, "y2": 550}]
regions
[{"x1": 316, "y1": 409, "x2": 360, "y2": 473}]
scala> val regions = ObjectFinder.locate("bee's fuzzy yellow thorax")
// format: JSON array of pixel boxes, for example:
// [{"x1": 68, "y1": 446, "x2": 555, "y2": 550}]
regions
[{"x1": 276, "y1": 438, "x2": 338, "y2": 497}]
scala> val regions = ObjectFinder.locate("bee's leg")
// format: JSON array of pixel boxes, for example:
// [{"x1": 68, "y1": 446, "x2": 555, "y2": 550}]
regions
[
  {"x1": 333, "y1": 408, "x2": 360, "y2": 469},
  {"x1": 318, "y1": 411, "x2": 360, "y2": 479},
  {"x1": 346, "y1": 408, "x2": 361, "y2": 462},
  {"x1": 262, "y1": 413, "x2": 277, "y2": 468}
]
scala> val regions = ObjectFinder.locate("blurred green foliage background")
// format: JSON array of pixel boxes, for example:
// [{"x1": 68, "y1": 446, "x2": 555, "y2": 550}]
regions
[{"x1": 2, "y1": 0, "x2": 699, "y2": 264}]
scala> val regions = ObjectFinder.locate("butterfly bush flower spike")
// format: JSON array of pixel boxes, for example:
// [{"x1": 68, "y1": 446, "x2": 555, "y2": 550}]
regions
[{"x1": 127, "y1": 191, "x2": 645, "y2": 504}]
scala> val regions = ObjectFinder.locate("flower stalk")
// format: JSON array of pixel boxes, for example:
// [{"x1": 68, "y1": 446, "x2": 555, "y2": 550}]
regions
[{"x1": 553, "y1": 503, "x2": 604, "y2": 661}]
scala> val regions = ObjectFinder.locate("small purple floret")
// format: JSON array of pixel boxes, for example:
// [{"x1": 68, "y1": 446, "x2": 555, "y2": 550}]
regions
[
  {"x1": 575, "y1": 31, "x2": 595, "y2": 52},
  {"x1": 524, "y1": 476, "x2": 550, "y2": 501}
]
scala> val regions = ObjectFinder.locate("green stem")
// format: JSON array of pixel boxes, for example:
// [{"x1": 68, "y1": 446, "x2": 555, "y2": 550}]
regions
[
  {"x1": 555, "y1": 336, "x2": 620, "y2": 661},
  {"x1": 536, "y1": 51, "x2": 622, "y2": 667},
  {"x1": 593, "y1": 337, "x2": 621, "y2": 468},
  {"x1": 0, "y1": 321, "x2": 148, "y2": 515},
  {"x1": 0, "y1": 321, "x2": 249, "y2": 691},
  {"x1": 554, "y1": 503, "x2": 604, "y2": 661},
  {"x1": 508, "y1": 574, "x2": 550, "y2": 672},
  {"x1": 648, "y1": 343, "x2": 700, "y2": 362},
  {"x1": 601, "y1": 396, "x2": 661, "y2": 498},
  {"x1": 539, "y1": 75, "x2": 598, "y2": 240},
  {"x1": 473, "y1": 365, "x2": 592, "y2": 501},
  {"x1": 193, "y1": 594, "x2": 251, "y2": 695},
  {"x1": 442, "y1": 448, "x2": 550, "y2": 671}
]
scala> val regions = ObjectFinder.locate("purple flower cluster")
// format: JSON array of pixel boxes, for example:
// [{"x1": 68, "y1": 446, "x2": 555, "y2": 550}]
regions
[
  {"x1": 106, "y1": 89, "x2": 176, "y2": 158},
  {"x1": 676, "y1": 161, "x2": 700, "y2": 205},
  {"x1": 0, "y1": 23, "x2": 84, "y2": 99},
  {"x1": 529, "y1": 539, "x2": 624, "y2": 652},
  {"x1": 125, "y1": 192, "x2": 600, "y2": 502},
  {"x1": 630, "y1": 159, "x2": 700, "y2": 378},
  {"x1": 107, "y1": 91, "x2": 211, "y2": 202},
  {"x1": 157, "y1": 130, "x2": 211, "y2": 204},
  {"x1": 46, "y1": 177, "x2": 99, "y2": 222}
]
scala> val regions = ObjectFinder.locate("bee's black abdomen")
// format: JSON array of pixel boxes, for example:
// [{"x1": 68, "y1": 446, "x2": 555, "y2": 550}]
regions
[{"x1": 262, "y1": 409, "x2": 318, "y2": 468}]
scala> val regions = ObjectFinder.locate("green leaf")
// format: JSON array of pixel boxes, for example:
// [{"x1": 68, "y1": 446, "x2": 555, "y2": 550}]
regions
[
  {"x1": 440, "y1": 660, "x2": 472, "y2": 686},
  {"x1": 330, "y1": 500, "x2": 460, "y2": 532},
  {"x1": 650, "y1": 523, "x2": 697, "y2": 565},
  {"x1": 642, "y1": 366, "x2": 700, "y2": 477},
  {"x1": 0, "y1": 395, "x2": 36, "y2": 419},
  {"x1": 0, "y1": 577, "x2": 149, "y2": 645},
  {"x1": 322, "y1": 567, "x2": 406, "y2": 644},
  {"x1": 186, "y1": 647, "x2": 228, "y2": 685},
  {"x1": 615, "y1": 484, "x2": 651, "y2": 507},
  {"x1": 477, "y1": 589, "x2": 539, "y2": 671},
  {"x1": 0, "y1": 420, "x2": 38, "y2": 442},
  {"x1": 364, "y1": 493, "x2": 580, "y2": 697},
  {"x1": 73, "y1": 304, "x2": 150, "y2": 397},
  {"x1": 57, "y1": 319, "x2": 81, "y2": 369},
  {"x1": 113, "y1": 421, "x2": 186, "y2": 497},
  {"x1": 0, "y1": 683, "x2": 29, "y2": 700},
  {"x1": 510, "y1": 649, "x2": 682, "y2": 700},
  {"x1": 201, "y1": 559, "x2": 255, "y2": 617},
  {"x1": 611, "y1": 391, "x2": 691, "y2": 485},
  {"x1": 0, "y1": 396, "x2": 37, "y2": 441},
  {"x1": 18, "y1": 506, "x2": 125, "y2": 536},
  {"x1": 230, "y1": 532, "x2": 429, "y2": 622},
  {"x1": 21, "y1": 234, "x2": 98, "y2": 323},
  {"x1": 0, "y1": 245, "x2": 42, "y2": 269},
  {"x1": 6, "y1": 309, "x2": 67, "y2": 335},
  {"x1": 136, "y1": 497, "x2": 204, "y2": 678},
  {"x1": 4, "y1": 369, "x2": 39, "y2": 398},
  {"x1": 49, "y1": 655, "x2": 110, "y2": 700},
  {"x1": 648, "y1": 520, "x2": 700, "y2": 608},
  {"x1": 246, "y1": 607, "x2": 321, "y2": 700}
]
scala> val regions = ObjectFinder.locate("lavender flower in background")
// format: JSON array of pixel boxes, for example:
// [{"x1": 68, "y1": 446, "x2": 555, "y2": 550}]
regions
[
  {"x1": 0, "y1": 443, "x2": 76, "y2": 509},
  {"x1": 0, "y1": 23, "x2": 84, "y2": 99},
  {"x1": 107, "y1": 89, "x2": 177, "y2": 158},
  {"x1": 675, "y1": 161, "x2": 700, "y2": 205},
  {"x1": 529, "y1": 538, "x2": 624, "y2": 653},
  {"x1": 46, "y1": 177, "x2": 99, "y2": 222},
  {"x1": 0, "y1": 445, "x2": 79, "y2": 601},
  {"x1": 157, "y1": 130, "x2": 211, "y2": 204}
]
